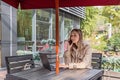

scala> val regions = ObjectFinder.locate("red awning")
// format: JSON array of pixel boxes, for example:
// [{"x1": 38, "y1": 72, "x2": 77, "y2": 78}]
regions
[
  {"x1": 3, "y1": 0, "x2": 19, "y2": 8},
  {"x1": 2, "y1": 0, "x2": 120, "y2": 74},
  {"x1": 3, "y1": 0, "x2": 120, "y2": 9}
]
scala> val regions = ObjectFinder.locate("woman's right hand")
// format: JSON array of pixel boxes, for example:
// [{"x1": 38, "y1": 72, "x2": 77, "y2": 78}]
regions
[{"x1": 67, "y1": 42, "x2": 73, "y2": 51}]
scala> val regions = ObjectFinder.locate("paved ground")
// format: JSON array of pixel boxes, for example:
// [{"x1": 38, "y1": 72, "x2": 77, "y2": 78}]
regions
[
  {"x1": 0, "y1": 69, "x2": 7, "y2": 80},
  {"x1": 103, "y1": 70, "x2": 120, "y2": 80}
]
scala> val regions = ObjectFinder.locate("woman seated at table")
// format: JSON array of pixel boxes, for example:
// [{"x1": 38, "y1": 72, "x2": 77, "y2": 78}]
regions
[{"x1": 60, "y1": 29, "x2": 92, "y2": 69}]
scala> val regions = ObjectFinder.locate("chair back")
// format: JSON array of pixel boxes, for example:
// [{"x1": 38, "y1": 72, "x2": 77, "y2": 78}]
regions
[
  {"x1": 92, "y1": 53, "x2": 102, "y2": 69},
  {"x1": 5, "y1": 54, "x2": 35, "y2": 74}
]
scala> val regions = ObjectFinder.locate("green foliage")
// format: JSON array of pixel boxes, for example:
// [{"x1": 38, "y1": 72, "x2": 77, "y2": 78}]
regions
[
  {"x1": 41, "y1": 39, "x2": 48, "y2": 45},
  {"x1": 108, "y1": 33, "x2": 120, "y2": 51},
  {"x1": 33, "y1": 53, "x2": 40, "y2": 61},
  {"x1": 41, "y1": 39, "x2": 55, "y2": 45},
  {"x1": 81, "y1": 6, "x2": 120, "y2": 52},
  {"x1": 92, "y1": 41, "x2": 107, "y2": 51},
  {"x1": 109, "y1": 34, "x2": 120, "y2": 46},
  {"x1": 80, "y1": 7, "x2": 99, "y2": 37},
  {"x1": 102, "y1": 6, "x2": 120, "y2": 33},
  {"x1": 47, "y1": 39, "x2": 55, "y2": 46},
  {"x1": 80, "y1": 6, "x2": 120, "y2": 72},
  {"x1": 102, "y1": 56, "x2": 120, "y2": 72}
]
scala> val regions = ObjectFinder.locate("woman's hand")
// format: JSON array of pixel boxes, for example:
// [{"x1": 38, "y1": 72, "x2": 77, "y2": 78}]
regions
[
  {"x1": 67, "y1": 42, "x2": 73, "y2": 51},
  {"x1": 73, "y1": 47, "x2": 78, "y2": 52}
]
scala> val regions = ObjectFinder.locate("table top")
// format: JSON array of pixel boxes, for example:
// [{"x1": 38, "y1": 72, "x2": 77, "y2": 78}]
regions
[{"x1": 6, "y1": 67, "x2": 103, "y2": 80}]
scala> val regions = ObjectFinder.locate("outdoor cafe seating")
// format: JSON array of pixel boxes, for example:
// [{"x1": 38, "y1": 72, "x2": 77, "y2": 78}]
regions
[{"x1": 5, "y1": 53, "x2": 104, "y2": 80}]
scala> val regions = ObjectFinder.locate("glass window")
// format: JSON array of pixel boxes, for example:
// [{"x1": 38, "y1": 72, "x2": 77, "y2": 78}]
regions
[
  {"x1": 17, "y1": 10, "x2": 32, "y2": 41},
  {"x1": 36, "y1": 9, "x2": 50, "y2": 40},
  {"x1": 64, "y1": 17, "x2": 73, "y2": 39},
  {"x1": 52, "y1": 11, "x2": 62, "y2": 40},
  {"x1": 0, "y1": 12, "x2": 1, "y2": 68},
  {"x1": 17, "y1": 10, "x2": 33, "y2": 54},
  {"x1": 52, "y1": 13, "x2": 55, "y2": 39},
  {"x1": 36, "y1": 9, "x2": 51, "y2": 51}
]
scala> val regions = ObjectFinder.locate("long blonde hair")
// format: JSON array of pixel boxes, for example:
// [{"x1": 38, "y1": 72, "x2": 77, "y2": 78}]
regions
[
  {"x1": 69, "y1": 28, "x2": 83, "y2": 48},
  {"x1": 69, "y1": 29, "x2": 86, "y2": 61}
]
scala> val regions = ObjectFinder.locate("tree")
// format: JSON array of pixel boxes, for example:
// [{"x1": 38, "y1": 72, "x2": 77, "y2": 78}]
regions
[
  {"x1": 80, "y1": 7, "x2": 99, "y2": 38},
  {"x1": 102, "y1": 6, "x2": 120, "y2": 34}
]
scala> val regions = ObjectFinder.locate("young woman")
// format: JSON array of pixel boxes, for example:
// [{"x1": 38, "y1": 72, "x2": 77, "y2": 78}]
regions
[{"x1": 60, "y1": 29, "x2": 92, "y2": 69}]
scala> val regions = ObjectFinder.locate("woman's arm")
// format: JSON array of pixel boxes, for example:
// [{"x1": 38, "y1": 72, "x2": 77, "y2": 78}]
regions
[
  {"x1": 64, "y1": 50, "x2": 71, "y2": 65},
  {"x1": 59, "y1": 50, "x2": 71, "y2": 68},
  {"x1": 63, "y1": 41, "x2": 73, "y2": 65}
]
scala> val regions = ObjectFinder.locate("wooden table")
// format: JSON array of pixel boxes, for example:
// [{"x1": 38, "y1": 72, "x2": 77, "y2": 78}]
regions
[{"x1": 6, "y1": 67, "x2": 103, "y2": 80}]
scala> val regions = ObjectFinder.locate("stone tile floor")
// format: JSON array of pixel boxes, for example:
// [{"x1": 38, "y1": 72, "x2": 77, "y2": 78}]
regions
[{"x1": 0, "y1": 69, "x2": 7, "y2": 80}]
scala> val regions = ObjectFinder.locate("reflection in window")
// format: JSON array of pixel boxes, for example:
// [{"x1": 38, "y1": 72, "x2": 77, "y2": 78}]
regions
[
  {"x1": 36, "y1": 23, "x2": 50, "y2": 40},
  {"x1": 64, "y1": 18, "x2": 73, "y2": 39},
  {"x1": 37, "y1": 9, "x2": 50, "y2": 22},
  {"x1": 36, "y1": 9, "x2": 51, "y2": 51},
  {"x1": 17, "y1": 10, "x2": 33, "y2": 53},
  {"x1": 36, "y1": 9, "x2": 50, "y2": 41},
  {"x1": 17, "y1": 10, "x2": 32, "y2": 41}
]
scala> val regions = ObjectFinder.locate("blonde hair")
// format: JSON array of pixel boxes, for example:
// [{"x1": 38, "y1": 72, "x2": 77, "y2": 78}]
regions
[{"x1": 69, "y1": 29, "x2": 86, "y2": 61}]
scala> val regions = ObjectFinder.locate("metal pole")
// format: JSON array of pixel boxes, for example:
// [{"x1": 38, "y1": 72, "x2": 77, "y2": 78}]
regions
[
  {"x1": 61, "y1": 13, "x2": 64, "y2": 56},
  {"x1": 32, "y1": 10, "x2": 37, "y2": 53},
  {"x1": 10, "y1": 6, "x2": 12, "y2": 56}
]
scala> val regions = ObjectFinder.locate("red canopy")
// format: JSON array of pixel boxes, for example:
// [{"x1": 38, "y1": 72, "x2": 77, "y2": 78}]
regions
[
  {"x1": 2, "y1": 0, "x2": 120, "y2": 74},
  {"x1": 3, "y1": 0, "x2": 120, "y2": 9}
]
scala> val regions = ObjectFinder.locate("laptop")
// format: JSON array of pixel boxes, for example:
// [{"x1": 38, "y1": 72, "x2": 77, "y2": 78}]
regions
[{"x1": 40, "y1": 53, "x2": 56, "y2": 71}]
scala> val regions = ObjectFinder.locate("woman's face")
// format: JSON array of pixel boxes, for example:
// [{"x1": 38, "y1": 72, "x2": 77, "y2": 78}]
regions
[{"x1": 70, "y1": 31, "x2": 79, "y2": 43}]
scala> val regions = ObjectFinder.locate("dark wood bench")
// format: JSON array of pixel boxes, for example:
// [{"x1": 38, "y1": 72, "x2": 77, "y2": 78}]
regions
[
  {"x1": 5, "y1": 54, "x2": 35, "y2": 74},
  {"x1": 92, "y1": 53, "x2": 102, "y2": 69}
]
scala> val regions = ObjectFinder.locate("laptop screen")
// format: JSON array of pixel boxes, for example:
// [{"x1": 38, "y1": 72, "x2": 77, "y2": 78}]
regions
[{"x1": 40, "y1": 53, "x2": 52, "y2": 71}]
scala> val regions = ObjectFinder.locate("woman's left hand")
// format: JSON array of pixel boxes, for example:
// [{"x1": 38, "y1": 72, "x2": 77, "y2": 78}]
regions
[{"x1": 59, "y1": 64, "x2": 68, "y2": 68}]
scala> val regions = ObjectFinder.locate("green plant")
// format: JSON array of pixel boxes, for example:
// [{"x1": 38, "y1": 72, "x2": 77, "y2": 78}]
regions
[
  {"x1": 33, "y1": 53, "x2": 40, "y2": 61},
  {"x1": 92, "y1": 40, "x2": 107, "y2": 51},
  {"x1": 47, "y1": 39, "x2": 55, "y2": 46},
  {"x1": 16, "y1": 50, "x2": 33, "y2": 55},
  {"x1": 41, "y1": 39, "x2": 48, "y2": 45},
  {"x1": 107, "y1": 33, "x2": 120, "y2": 51},
  {"x1": 102, "y1": 56, "x2": 120, "y2": 72}
]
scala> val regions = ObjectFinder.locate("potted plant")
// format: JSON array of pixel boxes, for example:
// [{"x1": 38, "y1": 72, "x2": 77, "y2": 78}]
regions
[{"x1": 47, "y1": 39, "x2": 56, "y2": 51}]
